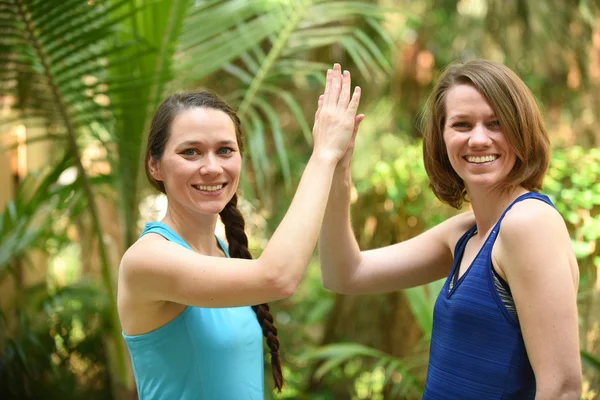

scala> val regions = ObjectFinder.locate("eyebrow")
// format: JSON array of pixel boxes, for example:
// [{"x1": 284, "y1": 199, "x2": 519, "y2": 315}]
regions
[
  {"x1": 177, "y1": 140, "x2": 237, "y2": 148},
  {"x1": 447, "y1": 113, "x2": 497, "y2": 122}
]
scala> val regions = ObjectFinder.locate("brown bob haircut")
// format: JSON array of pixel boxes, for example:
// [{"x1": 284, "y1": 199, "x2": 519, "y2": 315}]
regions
[{"x1": 421, "y1": 59, "x2": 550, "y2": 209}]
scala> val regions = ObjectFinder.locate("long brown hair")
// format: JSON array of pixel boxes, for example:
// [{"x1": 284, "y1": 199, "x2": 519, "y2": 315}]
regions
[
  {"x1": 145, "y1": 90, "x2": 284, "y2": 391},
  {"x1": 421, "y1": 59, "x2": 550, "y2": 209}
]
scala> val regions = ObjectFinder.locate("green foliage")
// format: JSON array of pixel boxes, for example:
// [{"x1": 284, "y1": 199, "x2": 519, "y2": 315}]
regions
[
  {"x1": 292, "y1": 142, "x2": 600, "y2": 398},
  {"x1": 2, "y1": 0, "x2": 600, "y2": 397},
  {"x1": 2, "y1": 0, "x2": 396, "y2": 393},
  {"x1": 0, "y1": 154, "x2": 84, "y2": 275},
  {"x1": 544, "y1": 147, "x2": 600, "y2": 263},
  {"x1": 300, "y1": 343, "x2": 423, "y2": 399},
  {"x1": 0, "y1": 282, "x2": 111, "y2": 400},
  {"x1": 581, "y1": 350, "x2": 600, "y2": 373}
]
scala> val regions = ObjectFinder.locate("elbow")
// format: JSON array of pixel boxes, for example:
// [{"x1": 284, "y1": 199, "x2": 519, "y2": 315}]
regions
[
  {"x1": 319, "y1": 256, "x2": 362, "y2": 295},
  {"x1": 321, "y1": 277, "x2": 343, "y2": 293},
  {"x1": 321, "y1": 274, "x2": 355, "y2": 295},
  {"x1": 262, "y1": 261, "x2": 301, "y2": 301},
  {"x1": 536, "y1": 374, "x2": 582, "y2": 399}
]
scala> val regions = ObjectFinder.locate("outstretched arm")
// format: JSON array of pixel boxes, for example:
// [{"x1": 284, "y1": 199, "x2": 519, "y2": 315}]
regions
[
  {"x1": 319, "y1": 124, "x2": 475, "y2": 294},
  {"x1": 121, "y1": 64, "x2": 363, "y2": 308}
]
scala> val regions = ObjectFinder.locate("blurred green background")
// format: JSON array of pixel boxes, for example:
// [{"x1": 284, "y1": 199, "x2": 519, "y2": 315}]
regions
[{"x1": 1, "y1": 0, "x2": 599, "y2": 399}]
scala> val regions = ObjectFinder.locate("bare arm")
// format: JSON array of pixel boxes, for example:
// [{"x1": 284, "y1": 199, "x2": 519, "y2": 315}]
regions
[
  {"x1": 319, "y1": 139, "x2": 475, "y2": 294},
  {"x1": 121, "y1": 64, "x2": 362, "y2": 308},
  {"x1": 494, "y1": 200, "x2": 581, "y2": 399}
]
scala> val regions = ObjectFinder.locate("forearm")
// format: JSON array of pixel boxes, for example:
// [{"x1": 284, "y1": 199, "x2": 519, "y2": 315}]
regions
[
  {"x1": 319, "y1": 167, "x2": 362, "y2": 293},
  {"x1": 259, "y1": 153, "x2": 338, "y2": 292}
]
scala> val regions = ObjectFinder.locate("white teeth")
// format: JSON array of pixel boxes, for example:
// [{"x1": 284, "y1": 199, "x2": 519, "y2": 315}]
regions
[
  {"x1": 193, "y1": 184, "x2": 224, "y2": 192},
  {"x1": 466, "y1": 155, "x2": 498, "y2": 163}
]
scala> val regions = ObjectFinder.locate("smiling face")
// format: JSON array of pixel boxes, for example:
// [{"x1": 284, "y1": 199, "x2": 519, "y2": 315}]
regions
[
  {"x1": 443, "y1": 84, "x2": 517, "y2": 192},
  {"x1": 148, "y1": 107, "x2": 242, "y2": 217}
]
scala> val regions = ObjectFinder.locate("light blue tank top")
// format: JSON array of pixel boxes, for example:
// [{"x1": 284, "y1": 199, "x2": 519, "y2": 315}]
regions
[{"x1": 122, "y1": 222, "x2": 264, "y2": 400}]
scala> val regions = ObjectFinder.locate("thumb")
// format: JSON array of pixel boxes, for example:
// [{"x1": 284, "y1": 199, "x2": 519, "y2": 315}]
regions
[
  {"x1": 351, "y1": 114, "x2": 365, "y2": 142},
  {"x1": 315, "y1": 94, "x2": 325, "y2": 120}
]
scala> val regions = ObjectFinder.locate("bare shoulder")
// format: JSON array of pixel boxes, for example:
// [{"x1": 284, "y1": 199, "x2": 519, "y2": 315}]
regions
[
  {"x1": 500, "y1": 197, "x2": 567, "y2": 240},
  {"x1": 447, "y1": 209, "x2": 476, "y2": 231},
  {"x1": 119, "y1": 233, "x2": 182, "y2": 282},
  {"x1": 495, "y1": 196, "x2": 576, "y2": 282},
  {"x1": 440, "y1": 210, "x2": 476, "y2": 251}
]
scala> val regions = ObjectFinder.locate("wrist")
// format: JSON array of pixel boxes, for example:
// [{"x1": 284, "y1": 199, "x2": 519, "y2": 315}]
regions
[{"x1": 310, "y1": 151, "x2": 340, "y2": 167}]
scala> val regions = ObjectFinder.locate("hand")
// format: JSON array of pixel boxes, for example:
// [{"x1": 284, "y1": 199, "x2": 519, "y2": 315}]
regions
[{"x1": 312, "y1": 63, "x2": 361, "y2": 163}]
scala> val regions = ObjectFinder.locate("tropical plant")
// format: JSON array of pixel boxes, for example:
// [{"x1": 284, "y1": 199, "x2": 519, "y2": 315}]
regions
[{"x1": 1, "y1": 0, "x2": 398, "y2": 395}]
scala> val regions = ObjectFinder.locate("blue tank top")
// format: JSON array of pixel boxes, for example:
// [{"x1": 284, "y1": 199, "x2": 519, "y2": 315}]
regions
[
  {"x1": 122, "y1": 222, "x2": 264, "y2": 400},
  {"x1": 424, "y1": 192, "x2": 553, "y2": 399}
]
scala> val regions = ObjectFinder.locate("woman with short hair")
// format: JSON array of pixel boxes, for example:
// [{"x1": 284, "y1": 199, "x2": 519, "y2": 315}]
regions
[{"x1": 319, "y1": 59, "x2": 582, "y2": 399}]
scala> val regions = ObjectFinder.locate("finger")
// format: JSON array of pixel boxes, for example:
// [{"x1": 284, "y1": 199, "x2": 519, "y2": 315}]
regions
[
  {"x1": 345, "y1": 86, "x2": 362, "y2": 117},
  {"x1": 315, "y1": 94, "x2": 324, "y2": 119},
  {"x1": 326, "y1": 63, "x2": 343, "y2": 108},
  {"x1": 337, "y1": 70, "x2": 351, "y2": 111},
  {"x1": 322, "y1": 68, "x2": 332, "y2": 105}
]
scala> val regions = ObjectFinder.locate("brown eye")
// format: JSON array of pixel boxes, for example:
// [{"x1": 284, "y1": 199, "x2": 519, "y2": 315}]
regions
[
  {"x1": 452, "y1": 122, "x2": 469, "y2": 128},
  {"x1": 488, "y1": 120, "x2": 500, "y2": 128}
]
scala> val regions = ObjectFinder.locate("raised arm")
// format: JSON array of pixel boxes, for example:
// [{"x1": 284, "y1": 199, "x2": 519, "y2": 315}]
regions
[
  {"x1": 121, "y1": 64, "x2": 361, "y2": 308},
  {"x1": 494, "y1": 200, "x2": 581, "y2": 399},
  {"x1": 319, "y1": 132, "x2": 475, "y2": 294}
]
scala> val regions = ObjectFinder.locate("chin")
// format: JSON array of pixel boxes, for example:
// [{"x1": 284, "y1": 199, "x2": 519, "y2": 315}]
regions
[
  {"x1": 190, "y1": 201, "x2": 229, "y2": 216},
  {"x1": 465, "y1": 176, "x2": 508, "y2": 191}
]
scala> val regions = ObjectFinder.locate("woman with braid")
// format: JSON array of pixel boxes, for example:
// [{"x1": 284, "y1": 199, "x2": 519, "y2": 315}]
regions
[{"x1": 117, "y1": 63, "x2": 363, "y2": 399}]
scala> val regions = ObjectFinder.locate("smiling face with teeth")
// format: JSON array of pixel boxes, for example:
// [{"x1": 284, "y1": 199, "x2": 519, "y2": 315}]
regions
[
  {"x1": 422, "y1": 60, "x2": 550, "y2": 209},
  {"x1": 149, "y1": 106, "x2": 242, "y2": 217},
  {"x1": 443, "y1": 84, "x2": 517, "y2": 192}
]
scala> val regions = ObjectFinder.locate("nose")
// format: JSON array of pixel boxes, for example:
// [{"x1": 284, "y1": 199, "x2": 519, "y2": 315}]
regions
[
  {"x1": 199, "y1": 153, "x2": 223, "y2": 175},
  {"x1": 469, "y1": 123, "x2": 492, "y2": 148}
]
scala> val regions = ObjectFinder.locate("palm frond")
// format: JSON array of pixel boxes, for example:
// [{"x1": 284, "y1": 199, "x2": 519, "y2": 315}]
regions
[
  {"x1": 1, "y1": 0, "x2": 157, "y2": 386},
  {"x1": 403, "y1": 279, "x2": 444, "y2": 340},
  {"x1": 106, "y1": 0, "x2": 190, "y2": 248},
  {"x1": 581, "y1": 350, "x2": 600, "y2": 373},
  {"x1": 301, "y1": 342, "x2": 424, "y2": 397},
  {"x1": 0, "y1": 153, "x2": 81, "y2": 275},
  {"x1": 175, "y1": 0, "x2": 402, "y2": 196}
]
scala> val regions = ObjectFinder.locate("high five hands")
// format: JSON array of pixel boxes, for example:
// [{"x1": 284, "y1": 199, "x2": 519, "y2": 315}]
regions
[{"x1": 312, "y1": 64, "x2": 365, "y2": 165}]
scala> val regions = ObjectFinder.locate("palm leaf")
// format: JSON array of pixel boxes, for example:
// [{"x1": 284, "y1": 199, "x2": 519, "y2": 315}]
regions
[
  {"x1": 175, "y1": 0, "x2": 401, "y2": 197},
  {"x1": 0, "y1": 153, "x2": 82, "y2": 275},
  {"x1": 107, "y1": 0, "x2": 190, "y2": 248},
  {"x1": 581, "y1": 350, "x2": 600, "y2": 373},
  {"x1": 0, "y1": 0, "x2": 155, "y2": 386},
  {"x1": 301, "y1": 342, "x2": 424, "y2": 396}
]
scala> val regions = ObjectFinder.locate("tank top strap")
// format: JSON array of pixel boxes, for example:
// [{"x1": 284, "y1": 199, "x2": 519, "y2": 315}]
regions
[
  {"x1": 453, "y1": 224, "x2": 478, "y2": 255},
  {"x1": 141, "y1": 222, "x2": 193, "y2": 250},
  {"x1": 494, "y1": 191, "x2": 554, "y2": 230},
  {"x1": 215, "y1": 236, "x2": 230, "y2": 258},
  {"x1": 140, "y1": 222, "x2": 230, "y2": 258}
]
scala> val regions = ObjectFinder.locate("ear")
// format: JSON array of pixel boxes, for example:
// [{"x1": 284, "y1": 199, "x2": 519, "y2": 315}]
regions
[{"x1": 148, "y1": 156, "x2": 164, "y2": 181}]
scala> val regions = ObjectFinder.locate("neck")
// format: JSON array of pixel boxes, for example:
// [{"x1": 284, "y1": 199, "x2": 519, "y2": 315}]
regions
[
  {"x1": 161, "y1": 204, "x2": 221, "y2": 256},
  {"x1": 466, "y1": 184, "x2": 528, "y2": 236}
]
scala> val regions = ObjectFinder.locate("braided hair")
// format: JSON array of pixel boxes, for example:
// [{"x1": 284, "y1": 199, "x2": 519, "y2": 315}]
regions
[
  {"x1": 145, "y1": 90, "x2": 284, "y2": 391},
  {"x1": 219, "y1": 194, "x2": 283, "y2": 391}
]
